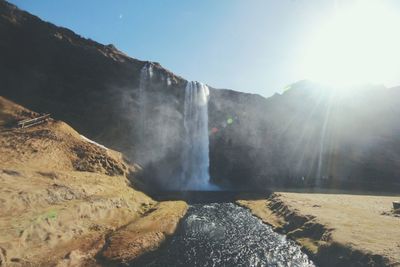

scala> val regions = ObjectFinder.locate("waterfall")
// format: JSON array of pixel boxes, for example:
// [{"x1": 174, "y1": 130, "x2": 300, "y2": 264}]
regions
[
  {"x1": 136, "y1": 63, "x2": 153, "y2": 164},
  {"x1": 136, "y1": 65, "x2": 214, "y2": 189},
  {"x1": 138, "y1": 63, "x2": 153, "y2": 138},
  {"x1": 181, "y1": 81, "x2": 212, "y2": 189}
]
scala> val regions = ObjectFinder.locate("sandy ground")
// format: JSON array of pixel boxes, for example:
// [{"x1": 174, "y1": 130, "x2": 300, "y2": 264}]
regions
[
  {"x1": 0, "y1": 97, "x2": 187, "y2": 266},
  {"x1": 238, "y1": 192, "x2": 400, "y2": 266}
]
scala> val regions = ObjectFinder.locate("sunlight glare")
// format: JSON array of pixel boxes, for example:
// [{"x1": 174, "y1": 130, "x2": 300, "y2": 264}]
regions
[{"x1": 301, "y1": 1, "x2": 400, "y2": 88}]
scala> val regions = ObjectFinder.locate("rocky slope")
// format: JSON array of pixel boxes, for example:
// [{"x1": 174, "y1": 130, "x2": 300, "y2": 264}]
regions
[
  {"x1": 1, "y1": 0, "x2": 400, "y2": 190},
  {"x1": 0, "y1": 96, "x2": 187, "y2": 266}
]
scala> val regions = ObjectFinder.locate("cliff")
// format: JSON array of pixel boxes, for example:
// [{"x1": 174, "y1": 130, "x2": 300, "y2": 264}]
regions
[
  {"x1": 210, "y1": 81, "x2": 400, "y2": 190},
  {"x1": 1, "y1": 0, "x2": 400, "y2": 191},
  {"x1": 0, "y1": 0, "x2": 189, "y2": 188}
]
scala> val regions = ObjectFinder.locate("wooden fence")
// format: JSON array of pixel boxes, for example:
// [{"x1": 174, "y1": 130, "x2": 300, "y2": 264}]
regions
[{"x1": 17, "y1": 114, "x2": 50, "y2": 128}]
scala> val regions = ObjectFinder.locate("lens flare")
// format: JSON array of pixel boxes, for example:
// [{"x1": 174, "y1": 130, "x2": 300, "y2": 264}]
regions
[{"x1": 211, "y1": 127, "x2": 219, "y2": 134}]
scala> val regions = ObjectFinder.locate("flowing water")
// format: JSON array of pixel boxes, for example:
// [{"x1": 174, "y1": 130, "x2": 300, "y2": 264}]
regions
[
  {"x1": 181, "y1": 81, "x2": 212, "y2": 189},
  {"x1": 134, "y1": 73, "x2": 314, "y2": 266},
  {"x1": 136, "y1": 63, "x2": 153, "y2": 165},
  {"x1": 131, "y1": 203, "x2": 315, "y2": 267},
  {"x1": 138, "y1": 63, "x2": 152, "y2": 141}
]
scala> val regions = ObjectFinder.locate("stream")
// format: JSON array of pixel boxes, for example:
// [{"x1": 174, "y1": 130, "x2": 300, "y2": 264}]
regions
[{"x1": 131, "y1": 203, "x2": 315, "y2": 267}]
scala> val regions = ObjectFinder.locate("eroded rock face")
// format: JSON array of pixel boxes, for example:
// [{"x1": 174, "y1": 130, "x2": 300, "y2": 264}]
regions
[{"x1": 1, "y1": 1, "x2": 400, "y2": 191}]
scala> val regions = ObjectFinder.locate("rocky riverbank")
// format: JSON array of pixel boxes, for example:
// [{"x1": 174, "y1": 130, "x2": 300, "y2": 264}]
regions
[
  {"x1": 0, "y1": 97, "x2": 187, "y2": 266},
  {"x1": 237, "y1": 192, "x2": 400, "y2": 267}
]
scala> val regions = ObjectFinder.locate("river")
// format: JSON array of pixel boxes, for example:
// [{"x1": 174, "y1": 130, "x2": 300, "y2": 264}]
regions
[{"x1": 131, "y1": 203, "x2": 315, "y2": 267}]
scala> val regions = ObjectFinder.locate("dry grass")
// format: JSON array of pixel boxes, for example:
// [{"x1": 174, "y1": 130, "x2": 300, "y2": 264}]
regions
[
  {"x1": 238, "y1": 192, "x2": 400, "y2": 266},
  {"x1": 0, "y1": 97, "x2": 187, "y2": 266}
]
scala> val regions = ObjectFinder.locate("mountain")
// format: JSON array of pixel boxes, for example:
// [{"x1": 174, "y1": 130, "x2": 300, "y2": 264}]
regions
[{"x1": 1, "y1": 0, "x2": 399, "y2": 191}]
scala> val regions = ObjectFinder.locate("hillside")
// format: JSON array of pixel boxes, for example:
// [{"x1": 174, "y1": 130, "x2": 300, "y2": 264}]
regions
[{"x1": 0, "y1": 96, "x2": 187, "y2": 266}]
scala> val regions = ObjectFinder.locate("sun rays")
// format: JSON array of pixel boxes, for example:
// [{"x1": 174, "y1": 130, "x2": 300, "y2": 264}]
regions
[{"x1": 301, "y1": 0, "x2": 400, "y2": 89}]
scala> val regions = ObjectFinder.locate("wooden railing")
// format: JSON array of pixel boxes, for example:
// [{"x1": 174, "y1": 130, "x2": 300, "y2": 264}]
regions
[{"x1": 17, "y1": 114, "x2": 50, "y2": 128}]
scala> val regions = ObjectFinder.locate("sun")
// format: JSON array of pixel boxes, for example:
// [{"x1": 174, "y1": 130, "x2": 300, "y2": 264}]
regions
[{"x1": 301, "y1": 0, "x2": 400, "y2": 88}]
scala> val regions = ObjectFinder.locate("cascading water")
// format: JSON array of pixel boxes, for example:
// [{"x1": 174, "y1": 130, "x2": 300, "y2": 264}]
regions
[
  {"x1": 181, "y1": 81, "x2": 212, "y2": 189},
  {"x1": 136, "y1": 65, "x2": 214, "y2": 189},
  {"x1": 138, "y1": 63, "x2": 153, "y2": 145},
  {"x1": 134, "y1": 63, "x2": 153, "y2": 165}
]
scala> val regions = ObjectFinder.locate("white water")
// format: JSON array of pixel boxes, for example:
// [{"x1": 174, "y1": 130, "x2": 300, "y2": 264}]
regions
[
  {"x1": 138, "y1": 63, "x2": 153, "y2": 143},
  {"x1": 136, "y1": 63, "x2": 156, "y2": 165},
  {"x1": 131, "y1": 203, "x2": 315, "y2": 267},
  {"x1": 181, "y1": 81, "x2": 212, "y2": 189},
  {"x1": 136, "y1": 65, "x2": 214, "y2": 189}
]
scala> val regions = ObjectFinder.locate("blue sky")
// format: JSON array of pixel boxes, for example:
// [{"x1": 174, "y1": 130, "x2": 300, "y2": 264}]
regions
[{"x1": 8, "y1": 0, "x2": 400, "y2": 97}]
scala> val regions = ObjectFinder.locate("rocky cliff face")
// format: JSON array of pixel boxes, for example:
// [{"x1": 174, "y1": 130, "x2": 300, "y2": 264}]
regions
[
  {"x1": 1, "y1": 0, "x2": 399, "y2": 191},
  {"x1": 209, "y1": 81, "x2": 400, "y2": 190},
  {"x1": 0, "y1": 0, "x2": 188, "y2": 189}
]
